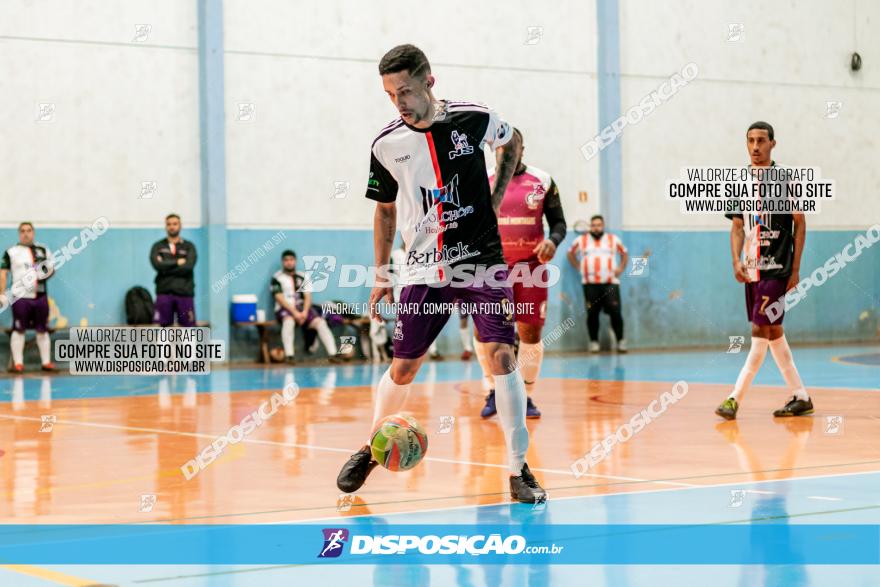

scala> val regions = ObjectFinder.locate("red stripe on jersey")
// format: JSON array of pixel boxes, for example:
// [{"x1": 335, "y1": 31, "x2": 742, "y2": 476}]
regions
[{"x1": 425, "y1": 131, "x2": 445, "y2": 281}]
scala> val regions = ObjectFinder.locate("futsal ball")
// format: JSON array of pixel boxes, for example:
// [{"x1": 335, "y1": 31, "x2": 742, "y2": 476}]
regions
[
  {"x1": 269, "y1": 347, "x2": 286, "y2": 363},
  {"x1": 370, "y1": 413, "x2": 428, "y2": 471}
]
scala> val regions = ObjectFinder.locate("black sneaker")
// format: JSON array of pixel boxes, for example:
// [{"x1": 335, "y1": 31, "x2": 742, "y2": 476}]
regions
[
  {"x1": 336, "y1": 445, "x2": 378, "y2": 493},
  {"x1": 773, "y1": 396, "x2": 814, "y2": 417},
  {"x1": 509, "y1": 463, "x2": 546, "y2": 503}
]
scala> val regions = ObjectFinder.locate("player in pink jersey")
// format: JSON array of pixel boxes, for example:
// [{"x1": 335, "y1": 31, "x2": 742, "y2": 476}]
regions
[{"x1": 477, "y1": 128, "x2": 567, "y2": 419}]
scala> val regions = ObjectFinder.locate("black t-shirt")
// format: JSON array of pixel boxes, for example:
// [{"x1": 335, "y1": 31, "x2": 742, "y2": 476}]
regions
[
  {"x1": 725, "y1": 162, "x2": 794, "y2": 281},
  {"x1": 366, "y1": 100, "x2": 512, "y2": 284}
]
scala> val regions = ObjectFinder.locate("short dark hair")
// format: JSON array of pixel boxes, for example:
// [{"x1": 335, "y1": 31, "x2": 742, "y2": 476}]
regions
[
  {"x1": 18, "y1": 221, "x2": 34, "y2": 231},
  {"x1": 513, "y1": 127, "x2": 523, "y2": 142},
  {"x1": 165, "y1": 213, "x2": 181, "y2": 222},
  {"x1": 378, "y1": 44, "x2": 431, "y2": 79},
  {"x1": 281, "y1": 249, "x2": 296, "y2": 259},
  {"x1": 591, "y1": 214, "x2": 604, "y2": 223},
  {"x1": 747, "y1": 121, "x2": 774, "y2": 141}
]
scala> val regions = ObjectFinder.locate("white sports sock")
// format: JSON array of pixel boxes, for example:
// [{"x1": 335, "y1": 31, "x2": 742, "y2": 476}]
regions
[
  {"x1": 729, "y1": 337, "x2": 770, "y2": 402},
  {"x1": 281, "y1": 317, "x2": 295, "y2": 357},
  {"x1": 769, "y1": 335, "x2": 809, "y2": 401},
  {"x1": 429, "y1": 341, "x2": 438, "y2": 355},
  {"x1": 372, "y1": 369, "x2": 411, "y2": 430},
  {"x1": 313, "y1": 318, "x2": 337, "y2": 355},
  {"x1": 473, "y1": 338, "x2": 495, "y2": 391},
  {"x1": 10, "y1": 331, "x2": 25, "y2": 365},
  {"x1": 494, "y1": 370, "x2": 529, "y2": 474},
  {"x1": 459, "y1": 327, "x2": 473, "y2": 352},
  {"x1": 518, "y1": 341, "x2": 544, "y2": 395},
  {"x1": 36, "y1": 332, "x2": 51, "y2": 365}
]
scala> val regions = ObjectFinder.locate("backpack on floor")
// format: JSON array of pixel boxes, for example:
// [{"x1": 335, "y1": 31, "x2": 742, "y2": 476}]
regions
[{"x1": 125, "y1": 286, "x2": 154, "y2": 325}]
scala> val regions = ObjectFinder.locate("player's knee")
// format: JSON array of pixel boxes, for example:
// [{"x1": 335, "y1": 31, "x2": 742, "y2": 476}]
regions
[
  {"x1": 517, "y1": 323, "x2": 541, "y2": 344},
  {"x1": 488, "y1": 344, "x2": 517, "y2": 374},
  {"x1": 390, "y1": 362, "x2": 418, "y2": 384}
]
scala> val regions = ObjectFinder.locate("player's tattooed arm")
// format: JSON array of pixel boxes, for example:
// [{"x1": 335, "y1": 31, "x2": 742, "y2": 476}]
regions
[
  {"x1": 491, "y1": 131, "x2": 522, "y2": 214},
  {"x1": 730, "y1": 216, "x2": 748, "y2": 283},
  {"x1": 370, "y1": 202, "x2": 397, "y2": 320},
  {"x1": 787, "y1": 213, "x2": 806, "y2": 292}
]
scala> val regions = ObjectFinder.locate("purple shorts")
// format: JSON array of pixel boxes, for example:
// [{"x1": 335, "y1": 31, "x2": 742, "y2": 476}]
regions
[
  {"x1": 393, "y1": 269, "x2": 515, "y2": 360},
  {"x1": 12, "y1": 295, "x2": 50, "y2": 332},
  {"x1": 154, "y1": 294, "x2": 196, "y2": 327},
  {"x1": 745, "y1": 278, "x2": 787, "y2": 325},
  {"x1": 276, "y1": 306, "x2": 318, "y2": 328}
]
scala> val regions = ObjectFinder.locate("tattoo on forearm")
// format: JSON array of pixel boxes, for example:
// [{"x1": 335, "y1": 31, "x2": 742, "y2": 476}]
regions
[{"x1": 492, "y1": 142, "x2": 519, "y2": 210}]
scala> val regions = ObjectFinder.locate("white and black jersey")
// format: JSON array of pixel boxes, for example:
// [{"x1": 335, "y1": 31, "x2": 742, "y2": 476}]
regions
[
  {"x1": 366, "y1": 100, "x2": 513, "y2": 285},
  {"x1": 1, "y1": 243, "x2": 54, "y2": 298},
  {"x1": 725, "y1": 162, "x2": 794, "y2": 281},
  {"x1": 270, "y1": 270, "x2": 306, "y2": 312}
]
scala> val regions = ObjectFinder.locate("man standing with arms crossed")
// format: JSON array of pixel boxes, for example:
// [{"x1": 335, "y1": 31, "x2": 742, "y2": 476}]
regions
[{"x1": 150, "y1": 214, "x2": 197, "y2": 327}]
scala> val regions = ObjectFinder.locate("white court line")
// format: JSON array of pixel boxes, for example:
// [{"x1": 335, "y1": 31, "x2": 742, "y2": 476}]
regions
[
  {"x1": 744, "y1": 489, "x2": 775, "y2": 495},
  {"x1": 0, "y1": 413, "x2": 687, "y2": 485},
  {"x1": 286, "y1": 468, "x2": 880, "y2": 524},
  {"x1": 807, "y1": 496, "x2": 844, "y2": 502}
]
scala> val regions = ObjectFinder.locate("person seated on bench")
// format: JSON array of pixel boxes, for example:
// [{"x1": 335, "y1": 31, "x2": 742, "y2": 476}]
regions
[
  {"x1": 270, "y1": 250, "x2": 340, "y2": 363},
  {"x1": 1, "y1": 222, "x2": 56, "y2": 372}
]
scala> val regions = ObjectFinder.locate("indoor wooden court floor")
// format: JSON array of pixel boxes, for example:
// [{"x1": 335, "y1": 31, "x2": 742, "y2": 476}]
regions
[{"x1": 0, "y1": 347, "x2": 877, "y2": 526}]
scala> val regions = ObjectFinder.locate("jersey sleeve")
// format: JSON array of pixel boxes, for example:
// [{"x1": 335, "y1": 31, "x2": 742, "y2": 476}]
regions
[
  {"x1": 270, "y1": 277, "x2": 282, "y2": 295},
  {"x1": 543, "y1": 179, "x2": 567, "y2": 246},
  {"x1": 1, "y1": 250, "x2": 10, "y2": 271},
  {"x1": 568, "y1": 237, "x2": 581, "y2": 255},
  {"x1": 614, "y1": 235, "x2": 627, "y2": 254},
  {"x1": 365, "y1": 151, "x2": 399, "y2": 203},
  {"x1": 481, "y1": 108, "x2": 513, "y2": 150}
]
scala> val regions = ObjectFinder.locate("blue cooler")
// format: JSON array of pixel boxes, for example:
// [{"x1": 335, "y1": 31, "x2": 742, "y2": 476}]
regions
[{"x1": 231, "y1": 294, "x2": 258, "y2": 323}]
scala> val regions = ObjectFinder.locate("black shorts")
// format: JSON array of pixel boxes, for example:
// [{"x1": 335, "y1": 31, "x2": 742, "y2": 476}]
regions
[{"x1": 583, "y1": 283, "x2": 621, "y2": 313}]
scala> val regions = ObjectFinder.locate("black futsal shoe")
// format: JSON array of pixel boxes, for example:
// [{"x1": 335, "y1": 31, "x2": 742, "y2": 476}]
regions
[
  {"x1": 773, "y1": 396, "x2": 814, "y2": 418},
  {"x1": 336, "y1": 445, "x2": 379, "y2": 493},
  {"x1": 510, "y1": 463, "x2": 546, "y2": 503}
]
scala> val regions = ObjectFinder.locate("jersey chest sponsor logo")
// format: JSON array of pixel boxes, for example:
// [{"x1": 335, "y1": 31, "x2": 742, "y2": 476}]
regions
[
  {"x1": 525, "y1": 182, "x2": 546, "y2": 210},
  {"x1": 406, "y1": 242, "x2": 477, "y2": 266},
  {"x1": 419, "y1": 174, "x2": 460, "y2": 214},
  {"x1": 448, "y1": 131, "x2": 474, "y2": 159}
]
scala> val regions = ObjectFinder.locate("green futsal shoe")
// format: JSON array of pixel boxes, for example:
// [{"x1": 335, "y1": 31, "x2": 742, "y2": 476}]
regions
[{"x1": 715, "y1": 397, "x2": 739, "y2": 421}]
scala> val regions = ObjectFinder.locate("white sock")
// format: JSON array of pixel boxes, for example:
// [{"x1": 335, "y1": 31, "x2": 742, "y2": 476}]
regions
[
  {"x1": 429, "y1": 341, "x2": 438, "y2": 355},
  {"x1": 494, "y1": 370, "x2": 529, "y2": 474},
  {"x1": 473, "y1": 338, "x2": 495, "y2": 391},
  {"x1": 769, "y1": 335, "x2": 809, "y2": 401},
  {"x1": 281, "y1": 317, "x2": 295, "y2": 357},
  {"x1": 518, "y1": 341, "x2": 544, "y2": 396},
  {"x1": 314, "y1": 318, "x2": 337, "y2": 355},
  {"x1": 372, "y1": 369, "x2": 411, "y2": 430},
  {"x1": 459, "y1": 327, "x2": 473, "y2": 352},
  {"x1": 36, "y1": 332, "x2": 51, "y2": 365},
  {"x1": 729, "y1": 337, "x2": 769, "y2": 402},
  {"x1": 10, "y1": 331, "x2": 25, "y2": 365}
]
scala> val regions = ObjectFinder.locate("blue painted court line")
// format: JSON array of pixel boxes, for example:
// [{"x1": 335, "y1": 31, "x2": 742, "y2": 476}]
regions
[{"x1": 0, "y1": 345, "x2": 876, "y2": 403}]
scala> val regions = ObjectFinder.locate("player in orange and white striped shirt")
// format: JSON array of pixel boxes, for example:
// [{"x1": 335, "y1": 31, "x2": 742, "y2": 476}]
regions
[{"x1": 567, "y1": 215, "x2": 628, "y2": 352}]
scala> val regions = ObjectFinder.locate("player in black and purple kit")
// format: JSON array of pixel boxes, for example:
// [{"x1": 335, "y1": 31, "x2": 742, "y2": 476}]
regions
[
  {"x1": 150, "y1": 214, "x2": 197, "y2": 327},
  {"x1": 336, "y1": 44, "x2": 545, "y2": 503},
  {"x1": 716, "y1": 121, "x2": 813, "y2": 420}
]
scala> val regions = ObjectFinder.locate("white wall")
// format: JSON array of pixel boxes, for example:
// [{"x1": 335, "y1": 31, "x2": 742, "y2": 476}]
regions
[
  {"x1": 0, "y1": 0, "x2": 201, "y2": 228},
  {"x1": 223, "y1": 0, "x2": 600, "y2": 229},
  {"x1": 618, "y1": 0, "x2": 880, "y2": 230}
]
